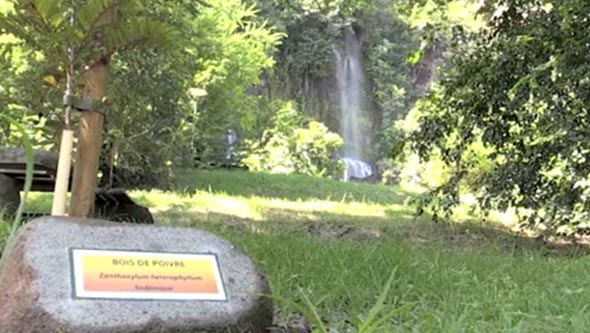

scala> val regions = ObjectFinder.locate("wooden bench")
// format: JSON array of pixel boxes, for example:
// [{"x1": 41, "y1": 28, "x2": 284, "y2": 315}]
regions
[
  {"x1": 0, "y1": 147, "x2": 63, "y2": 192},
  {"x1": 0, "y1": 148, "x2": 69, "y2": 215},
  {"x1": 0, "y1": 148, "x2": 153, "y2": 224}
]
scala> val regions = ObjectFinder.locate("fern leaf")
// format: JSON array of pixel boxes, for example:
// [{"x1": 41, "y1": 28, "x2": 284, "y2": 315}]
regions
[
  {"x1": 98, "y1": 18, "x2": 177, "y2": 57},
  {"x1": 31, "y1": 0, "x2": 62, "y2": 25},
  {"x1": 77, "y1": 0, "x2": 140, "y2": 31}
]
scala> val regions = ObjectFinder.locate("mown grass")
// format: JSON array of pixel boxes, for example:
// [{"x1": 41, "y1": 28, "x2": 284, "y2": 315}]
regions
[
  {"x1": 175, "y1": 169, "x2": 412, "y2": 205},
  {"x1": 8, "y1": 169, "x2": 590, "y2": 332},
  {"x1": 227, "y1": 233, "x2": 590, "y2": 332}
]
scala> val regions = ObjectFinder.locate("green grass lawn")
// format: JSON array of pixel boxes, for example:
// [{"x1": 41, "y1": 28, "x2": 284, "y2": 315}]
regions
[{"x1": 5, "y1": 169, "x2": 590, "y2": 332}]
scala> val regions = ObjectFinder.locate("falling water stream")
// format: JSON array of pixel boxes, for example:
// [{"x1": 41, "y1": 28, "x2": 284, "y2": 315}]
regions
[
  {"x1": 334, "y1": 29, "x2": 373, "y2": 180},
  {"x1": 335, "y1": 30, "x2": 365, "y2": 159}
]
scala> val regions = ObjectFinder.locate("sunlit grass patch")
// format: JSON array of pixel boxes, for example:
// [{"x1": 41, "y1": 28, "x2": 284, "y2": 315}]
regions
[
  {"x1": 175, "y1": 169, "x2": 408, "y2": 205},
  {"x1": 26, "y1": 192, "x2": 53, "y2": 212},
  {"x1": 132, "y1": 169, "x2": 416, "y2": 228}
]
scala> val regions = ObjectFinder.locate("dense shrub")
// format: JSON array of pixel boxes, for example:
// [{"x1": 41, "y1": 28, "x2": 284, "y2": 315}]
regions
[
  {"x1": 409, "y1": 1, "x2": 590, "y2": 232},
  {"x1": 243, "y1": 102, "x2": 343, "y2": 178}
]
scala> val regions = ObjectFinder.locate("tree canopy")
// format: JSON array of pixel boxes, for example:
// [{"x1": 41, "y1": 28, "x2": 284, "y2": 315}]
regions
[
  {"x1": 410, "y1": 0, "x2": 590, "y2": 232},
  {"x1": 0, "y1": 0, "x2": 281, "y2": 188}
]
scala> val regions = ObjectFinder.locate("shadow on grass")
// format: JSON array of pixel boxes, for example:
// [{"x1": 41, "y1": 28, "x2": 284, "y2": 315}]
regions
[
  {"x1": 155, "y1": 203, "x2": 590, "y2": 257},
  {"x1": 175, "y1": 169, "x2": 409, "y2": 205},
  {"x1": 21, "y1": 184, "x2": 590, "y2": 257}
]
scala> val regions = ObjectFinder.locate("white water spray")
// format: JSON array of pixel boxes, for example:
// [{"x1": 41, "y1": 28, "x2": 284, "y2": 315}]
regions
[
  {"x1": 335, "y1": 30, "x2": 366, "y2": 159},
  {"x1": 335, "y1": 29, "x2": 372, "y2": 179}
]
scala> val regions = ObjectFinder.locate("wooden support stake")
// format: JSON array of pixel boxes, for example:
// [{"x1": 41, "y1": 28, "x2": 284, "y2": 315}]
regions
[{"x1": 51, "y1": 129, "x2": 74, "y2": 215}]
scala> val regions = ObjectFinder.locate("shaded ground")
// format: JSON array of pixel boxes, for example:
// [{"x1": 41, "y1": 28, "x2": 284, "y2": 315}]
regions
[{"x1": 154, "y1": 206, "x2": 590, "y2": 259}]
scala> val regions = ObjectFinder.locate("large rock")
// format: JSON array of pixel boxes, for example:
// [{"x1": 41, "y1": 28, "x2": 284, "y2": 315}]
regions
[
  {"x1": 0, "y1": 217, "x2": 272, "y2": 333},
  {"x1": 0, "y1": 173, "x2": 20, "y2": 215}
]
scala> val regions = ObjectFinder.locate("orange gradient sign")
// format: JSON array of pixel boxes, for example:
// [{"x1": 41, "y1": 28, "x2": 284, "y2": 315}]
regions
[{"x1": 71, "y1": 249, "x2": 226, "y2": 301}]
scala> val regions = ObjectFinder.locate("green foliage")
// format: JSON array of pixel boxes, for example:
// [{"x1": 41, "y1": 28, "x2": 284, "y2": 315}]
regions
[
  {"x1": 355, "y1": 3, "x2": 421, "y2": 182},
  {"x1": 0, "y1": 0, "x2": 281, "y2": 186},
  {"x1": 253, "y1": 6, "x2": 343, "y2": 126},
  {"x1": 248, "y1": 0, "x2": 423, "y2": 173},
  {"x1": 236, "y1": 230, "x2": 590, "y2": 332},
  {"x1": 410, "y1": 0, "x2": 590, "y2": 231},
  {"x1": 0, "y1": 0, "x2": 179, "y2": 187},
  {"x1": 372, "y1": 1, "x2": 486, "y2": 184},
  {"x1": 103, "y1": 0, "x2": 281, "y2": 184},
  {"x1": 278, "y1": 14, "x2": 339, "y2": 79},
  {"x1": 103, "y1": 50, "x2": 195, "y2": 187},
  {"x1": 0, "y1": 0, "x2": 176, "y2": 71},
  {"x1": 399, "y1": 0, "x2": 484, "y2": 31},
  {"x1": 169, "y1": 169, "x2": 590, "y2": 332},
  {"x1": 190, "y1": 0, "x2": 283, "y2": 166},
  {"x1": 0, "y1": 218, "x2": 9, "y2": 257},
  {"x1": 270, "y1": 269, "x2": 403, "y2": 333},
  {"x1": 103, "y1": 0, "x2": 281, "y2": 183},
  {"x1": 243, "y1": 101, "x2": 344, "y2": 178},
  {"x1": 268, "y1": 269, "x2": 402, "y2": 333},
  {"x1": 364, "y1": 5, "x2": 419, "y2": 128},
  {"x1": 249, "y1": 0, "x2": 373, "y2": 29},
  {"x1": 249, "y1": 0, "x2": 377, "y2": 127},
  {"x1": 0, "y1": 24, "x2": 62, "y2": 149}
]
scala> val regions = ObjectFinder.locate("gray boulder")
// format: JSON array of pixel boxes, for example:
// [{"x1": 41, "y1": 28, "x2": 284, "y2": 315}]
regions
[{"x1": 0, "y1": 217, "x2": 273, "y2": 333}]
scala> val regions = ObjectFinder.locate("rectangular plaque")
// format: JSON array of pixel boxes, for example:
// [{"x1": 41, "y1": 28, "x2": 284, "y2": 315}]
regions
[{"x1": 70, "y1": 249, "x2": 226, "y2": 301}]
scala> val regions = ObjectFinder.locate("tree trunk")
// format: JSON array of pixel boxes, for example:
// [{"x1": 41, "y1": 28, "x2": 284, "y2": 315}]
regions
[{"x1": 69, "y1": 60, "x2": 109, "y2": 217}]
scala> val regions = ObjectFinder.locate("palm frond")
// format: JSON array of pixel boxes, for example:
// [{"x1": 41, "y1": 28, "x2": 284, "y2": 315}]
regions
[
  {"x1": 77, "y1": 0, "x2": 142, "y2": 32},
  {"x1": 0, "y1": 0, "x2": 66, "y2": 58},
  {"x1": 0, "y1": 12, "x2": 51, "y2": 55},
  {"x1": 31, "y1": 0, "x2": 63, "y2": 26},
  {"x1": 8, "y1": 0, "x2": 55, "y2": 33},
  {"x1": 2, "y1": 0, "x2": 178, "y2": 67},
  {"x1": 98, "y1": 18, "x2": 178, "y2": 59}
]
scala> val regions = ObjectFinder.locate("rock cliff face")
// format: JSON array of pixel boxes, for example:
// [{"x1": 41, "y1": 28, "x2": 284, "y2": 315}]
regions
[
  {"x1": 413, "y1": 43, "x2": 444, "y2": 89},
  {"x1": 269, "y1": 26, "x2": 375, "y2": 160}
]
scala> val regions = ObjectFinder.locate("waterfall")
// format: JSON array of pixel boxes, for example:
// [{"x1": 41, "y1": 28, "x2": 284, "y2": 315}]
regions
[
  {"x1": 334, "y1": 29, "x2": 372, "y2": 180},
  {"x1": 335, "y1": 30, "x2": 366, "y2": 159}
]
